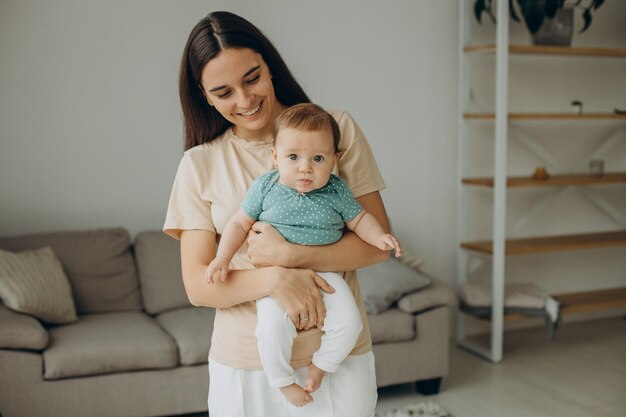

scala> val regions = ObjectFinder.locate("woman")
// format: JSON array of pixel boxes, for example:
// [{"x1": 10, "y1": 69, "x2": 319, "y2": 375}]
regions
[{"x1": 164, "y1": 11, "x2": 391, "y2": 417}]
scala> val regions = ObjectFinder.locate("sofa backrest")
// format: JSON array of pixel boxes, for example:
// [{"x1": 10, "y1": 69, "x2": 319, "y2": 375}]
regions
[
  {"x1": 134, "y1": 231, "x2": 190, "y2": 314},
  {"x1": 0, "y1": 228, "x2": 142, "y2": 314}
]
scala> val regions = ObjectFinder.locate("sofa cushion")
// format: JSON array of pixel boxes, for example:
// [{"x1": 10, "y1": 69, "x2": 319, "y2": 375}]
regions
[
  {"x1": 0, "y1": 304, "x2": 49, "y2": 350},
  {"x1": 0, "y1": 228, "x2": 142, "y2": 314},
  {"x1": 367, "y1": 308, "x2": 415, "y2": 343},
  {"x1": 358, "y1": 257, "x2": 430, "y2": 315},
  {"x1": 0, "y1": 247, "x2": 77, "y2": 323},
  {"x1": 156, "y1": 307, "x2": 215, "y2": 366},
  {"x1": 43, "y1": 312, "x2": 177, "y2": 380},
  {"x1": 396, "y1": 278, "x2": 456, "y2": 314},
  {"x1": 135, "y1": 231, "x2": 190, "y2": 314}
]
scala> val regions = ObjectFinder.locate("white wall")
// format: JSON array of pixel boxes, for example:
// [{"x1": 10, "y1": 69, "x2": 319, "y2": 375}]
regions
[
  {"x1": 0, "y1": 0, "x2": 459, "y2": 280},
  {"x1": 1, "y1": 0, "x2": 624, "y2": 314}
]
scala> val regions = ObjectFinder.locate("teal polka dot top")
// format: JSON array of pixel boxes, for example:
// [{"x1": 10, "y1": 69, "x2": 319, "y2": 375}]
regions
[{"x1": 241, "y1": 170, "x2": 363, "y2": 245}]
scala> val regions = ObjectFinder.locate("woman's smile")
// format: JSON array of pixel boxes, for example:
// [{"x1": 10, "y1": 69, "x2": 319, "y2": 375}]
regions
[{"x1": 237, "y1": 100, "x2": 263, "y2": 117}]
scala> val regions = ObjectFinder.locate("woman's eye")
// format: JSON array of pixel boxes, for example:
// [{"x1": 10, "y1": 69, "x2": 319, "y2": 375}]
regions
[
  {"x1": 288, "y1": 154, "x2": 298, "y2": 161},
  {"x1": 216, "y1": 91, "x2": 231, "y2": 99},
  {"x1": 245, "y1": 75, "x2": 260, "y2": 85},
  {"x1": 313, "y1": 155, "x2": 325, "y2": 163}
]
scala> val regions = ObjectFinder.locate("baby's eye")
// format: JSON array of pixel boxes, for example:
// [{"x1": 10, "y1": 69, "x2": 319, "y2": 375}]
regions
[
  {"x1": 313, "y1": 155, "x2": 325, "y2": 163},
  {"x1": 288, "y1": 154, "x2": 298, "y2": 161}
]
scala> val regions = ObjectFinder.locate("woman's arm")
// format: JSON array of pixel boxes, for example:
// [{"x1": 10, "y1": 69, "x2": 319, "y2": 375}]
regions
[
  {"x1": 247, "y1": 191, "x2": 391, "y2": 271},
  {"x1": 206, "y1": 209, "x2": 256, "y2": 283},
  {"x1": 180, "y1": 229, "x2": 334, "y2": 329}
]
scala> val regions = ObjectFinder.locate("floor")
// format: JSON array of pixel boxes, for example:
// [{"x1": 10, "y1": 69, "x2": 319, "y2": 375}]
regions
[
  {"x1": 376, "y1": 316, "x2": 626, "y2": 417},
  {"x1": 179, "y1": 316, "x2": 626, "y2": 417}
]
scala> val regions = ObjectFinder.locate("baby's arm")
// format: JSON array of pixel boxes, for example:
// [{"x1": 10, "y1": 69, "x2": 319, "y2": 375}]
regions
[
  {"x1": 346, "y1": 210, "x2": 402, "y2": 257},
  {"x1": 206, "y1": 208, "x2": 256, "y2": 284}
]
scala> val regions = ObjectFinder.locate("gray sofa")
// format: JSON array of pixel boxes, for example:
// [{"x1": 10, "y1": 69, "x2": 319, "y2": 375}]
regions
[{"x1": 0, "y1": 228, "x2": 453, "y2": 417}]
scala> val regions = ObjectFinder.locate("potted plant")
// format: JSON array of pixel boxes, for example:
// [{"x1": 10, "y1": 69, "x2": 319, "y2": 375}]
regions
[{"x1": 474, "y1": 0, "x2": 605, "y2": 46}]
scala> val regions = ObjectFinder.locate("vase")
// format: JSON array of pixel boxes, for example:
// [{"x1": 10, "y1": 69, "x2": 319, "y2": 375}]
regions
[{"x1": 531, "y1": 8, "x2": 574, "y2": 46}]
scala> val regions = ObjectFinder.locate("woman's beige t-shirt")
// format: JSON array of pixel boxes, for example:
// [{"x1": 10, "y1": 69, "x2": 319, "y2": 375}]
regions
[{"x1": 164, "y1": 110, "x2": 385, "y2": 370}]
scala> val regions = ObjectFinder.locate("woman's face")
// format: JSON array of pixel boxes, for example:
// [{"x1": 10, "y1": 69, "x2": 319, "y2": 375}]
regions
[{"x1": 200, "y1": 48, "x2": 284, "y2": 141}]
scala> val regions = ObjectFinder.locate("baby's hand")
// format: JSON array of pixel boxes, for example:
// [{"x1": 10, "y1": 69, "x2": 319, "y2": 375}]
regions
[
  {"x1": 206, "y1": 256, "x2": 231, "y2": 284},
  {"x1": 376, "y1": 234, "x2": 402, "y2": 257}
]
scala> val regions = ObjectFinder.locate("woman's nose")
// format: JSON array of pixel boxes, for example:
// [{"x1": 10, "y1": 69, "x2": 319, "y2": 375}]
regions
[{"x1": 236, "y1": 90, "x2": 254, "y2": 109}]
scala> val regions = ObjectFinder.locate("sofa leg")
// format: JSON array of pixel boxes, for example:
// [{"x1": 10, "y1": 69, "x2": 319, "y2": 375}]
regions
[{"x1": 416, "y1": 377, "x2": 442, "y2": 395}]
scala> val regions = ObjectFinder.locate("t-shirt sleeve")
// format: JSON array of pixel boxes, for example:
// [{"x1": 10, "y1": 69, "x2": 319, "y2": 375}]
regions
[
  {"x1": 163, "y1": 152, "x2": 216, "y2": 240},
  {"x1": 333, "y1": 111, "x2": 386, "y2": 198},
  {"x1": 240, "y1": 174, "x2": 268, "y2": 220},
  {"x1": 330, "y1": 175, "x2": 363, "y2": 223}
]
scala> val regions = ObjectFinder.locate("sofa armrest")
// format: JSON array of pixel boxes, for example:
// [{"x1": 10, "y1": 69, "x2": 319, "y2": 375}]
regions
[
  {"x1": 0, "y1": 304, "x2": 49, "y2": 350},
  {"x1": 396, "y1": 273, "x2": 456, "y2": 315}
]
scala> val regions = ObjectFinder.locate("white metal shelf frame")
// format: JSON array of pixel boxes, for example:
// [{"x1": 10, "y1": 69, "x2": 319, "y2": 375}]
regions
[{"x1": 456, "y1": 0, "x2": 509, "y2": 363}]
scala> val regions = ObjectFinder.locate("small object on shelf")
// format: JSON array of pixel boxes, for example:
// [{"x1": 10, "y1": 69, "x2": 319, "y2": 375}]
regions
[
  {"x1": 589, "y1": 159, "x2": 604, "y2": 177},
  {"x1": 614, "y1": 108, "x2": 626, "y2": 115},
  {"x1": 532, "y1": 166, "x2": 549, "y2": 180},
  {"x1": 571, "y1": 100, "x2": 583, "y2": 114}
]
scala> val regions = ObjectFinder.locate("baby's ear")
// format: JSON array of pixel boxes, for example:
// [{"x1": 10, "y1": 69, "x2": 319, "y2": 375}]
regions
[
  {"x1": 271, "y1": 147, "x2": 279, "y2": 167},
  {"x1": 334, "y1": 152, "x2": 343, "y2": 161}
]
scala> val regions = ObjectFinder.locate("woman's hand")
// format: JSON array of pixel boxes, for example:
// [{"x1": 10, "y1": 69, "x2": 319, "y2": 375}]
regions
[
  {"x1": 268, "y1": 267, "x2": 335, "y2": 331},
  {"x1": 247, "y1": 222, "x2": 293, "y2": 268}
]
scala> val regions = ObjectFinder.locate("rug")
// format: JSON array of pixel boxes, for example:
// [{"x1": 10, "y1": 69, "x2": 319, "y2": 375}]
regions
[{"x1": 375, "y1": 400, "x2": 453, "y2": 417}]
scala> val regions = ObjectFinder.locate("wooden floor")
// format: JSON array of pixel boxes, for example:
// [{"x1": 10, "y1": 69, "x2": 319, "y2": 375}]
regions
[{"x1": 377, "y1": 317, "x2": 626, "y2": 417}]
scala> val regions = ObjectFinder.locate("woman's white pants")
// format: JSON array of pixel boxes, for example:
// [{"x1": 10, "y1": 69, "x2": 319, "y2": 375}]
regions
[{"x1": 208, "y1": 351, "x2": 377, "y2": 417}]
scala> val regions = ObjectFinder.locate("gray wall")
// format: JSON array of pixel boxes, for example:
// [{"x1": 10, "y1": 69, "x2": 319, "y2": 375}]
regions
[{"x1": 1, "y1": 0, "x2": 625, "y2": 312}]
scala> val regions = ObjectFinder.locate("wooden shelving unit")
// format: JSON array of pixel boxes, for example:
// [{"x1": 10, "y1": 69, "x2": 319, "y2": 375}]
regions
[
  {"x1": 464, "y1": 44, "x2": 626, "y2": 57},
  {"x1": 464, "y1": 112, "x2": 626, "y2": 120},
  {"x1": 555, "y1": 287, "x2": 626, "y2": 314},
  {"x1": 461, "y1": 230, "x2": 626, "y2": 256},
  {"x1": 463, "y1": 172, "x2": 626, "y2": 187},
  {"x1": 456, "y1": 0, "x2": 626, "y2": 363}
]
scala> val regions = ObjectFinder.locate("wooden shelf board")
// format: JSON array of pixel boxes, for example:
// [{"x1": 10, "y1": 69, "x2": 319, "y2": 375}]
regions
[
  {"x1": 463, "y1": 172, "x2": 626, "y2": 188},
  {"x1": 461, "y1": 230, "x2": 626, "y2": 256},
  {"x1": 464, "y1": 44, "x2": 626, "y2": 57},
  {"x1": 464, "y1": 112, "x2": 626, "y2": 120},
  {"x1": 554, "y1": 287, "x2": 626, "y2": 314}
]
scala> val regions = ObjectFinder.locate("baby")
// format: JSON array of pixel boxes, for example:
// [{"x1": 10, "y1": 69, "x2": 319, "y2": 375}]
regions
[{"x1": 206, "y1": 103, "x2": 401, "y2": 407}]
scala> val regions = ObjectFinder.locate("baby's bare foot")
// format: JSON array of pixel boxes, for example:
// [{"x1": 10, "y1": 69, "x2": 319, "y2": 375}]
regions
[
  {"x1": 279, "y1": 383, "x2": 313, "y2": 407},
  {"x1": 303, "y1": 364, "x2": 325, "y2": 393}
]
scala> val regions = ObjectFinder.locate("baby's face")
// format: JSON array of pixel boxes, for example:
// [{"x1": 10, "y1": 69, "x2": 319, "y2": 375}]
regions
[{"x1": 272, "y1": 127, "x2": 338, "y2": 194}]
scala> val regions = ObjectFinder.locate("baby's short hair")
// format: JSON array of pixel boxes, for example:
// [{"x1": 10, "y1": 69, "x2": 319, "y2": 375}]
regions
[{"x1": 273, "y1": 103, "x2": 340, "y2": 153}]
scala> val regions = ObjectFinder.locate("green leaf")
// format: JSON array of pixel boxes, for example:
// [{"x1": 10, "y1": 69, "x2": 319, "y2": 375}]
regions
[
  {"x1": 510, "y1": 0, "x2": 521, "y2": 22},
  {"x1": 517, "y1": 0, "x2": 547, "y2": 34},
  {"x1": 474, "y1": 0, "x2": 486, "y2": 24},
  {"x1": 580, "y1": 8, "x2": 592, "y2": 33},
  {"x1": 546, "y1": 0, "x2": 559, "y2": 19}
]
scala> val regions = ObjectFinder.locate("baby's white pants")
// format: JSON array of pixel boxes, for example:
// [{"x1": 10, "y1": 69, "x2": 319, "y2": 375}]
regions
[{"x1": 254, "y1": 271, "x2": 363, "y2": 387}]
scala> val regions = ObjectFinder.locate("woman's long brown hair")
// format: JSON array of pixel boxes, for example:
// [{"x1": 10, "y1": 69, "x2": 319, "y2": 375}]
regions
[{"x1": 179, "y1": 11, "x2": 311, "y2": 151}]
